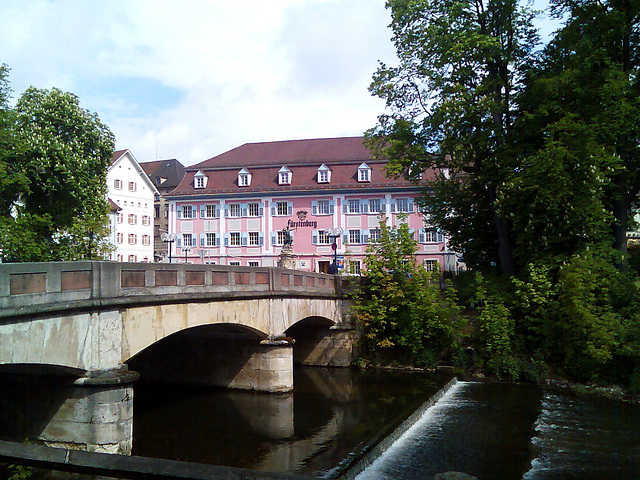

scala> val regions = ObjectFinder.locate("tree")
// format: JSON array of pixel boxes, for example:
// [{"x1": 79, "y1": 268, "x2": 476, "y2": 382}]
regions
[
  {"x1": 350, "y1": 216, "x2": 461, "y2": 367},
  {"x1": 366, "y1": 0, "x2": 538, "y2": 275},
  {"x1": 0, "y1": 64, "x2": 27, "y2": 218},
  {"x1": 1, "y1": 86, "x2": 115, "y2": 261}
]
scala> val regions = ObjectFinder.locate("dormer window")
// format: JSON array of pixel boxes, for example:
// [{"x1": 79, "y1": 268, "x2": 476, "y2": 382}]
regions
[
  {"x1": 194, "y1": 170, "x2": 208, "y2": 189},
  {"x1": 358, "y1": 163, "x2": 371, "y2": 182},
  {"x1": 278, "y1": 166, "x2": 292, "y2": 185},
  {"x1": 317, "y1": 164, "x2": 331, "y2": 183},
  {"x1": 238, "y1": 168, "x2": 252, "y2": 187}
]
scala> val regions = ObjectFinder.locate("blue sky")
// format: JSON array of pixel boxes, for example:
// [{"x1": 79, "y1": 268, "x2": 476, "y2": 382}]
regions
[{"x1": 1, "y1": 0, "x2": 558, "y2": 166}]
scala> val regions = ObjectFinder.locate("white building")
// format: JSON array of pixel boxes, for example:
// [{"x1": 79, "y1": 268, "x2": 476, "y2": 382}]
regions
[{"x1": 107, "y1": 150, "x2": 158, "y2": 262}]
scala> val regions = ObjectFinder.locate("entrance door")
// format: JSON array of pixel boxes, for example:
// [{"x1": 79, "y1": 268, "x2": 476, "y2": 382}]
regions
[{"x1": 318, "y1": 261, "x2": 331, "y2": 274}]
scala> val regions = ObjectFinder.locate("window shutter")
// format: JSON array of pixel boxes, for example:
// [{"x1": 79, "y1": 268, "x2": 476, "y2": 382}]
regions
[
  {"x1": 419, "y1": 229, "x2": 426, "y2": 244},
  {"x1": 241, "y1": 233, "x2": 248, "y2": 246},
  {"x1": 215, "y1": 206, "x2": 220, "y2": 218},
  {"x1": 312, "y1": 231, "x2": 318, "y2": 245},
  {"x1": 329, "y1": 201, "x2": 335, "y2": 215},
  {"x1": 259, "y1": 233, "x2": 264, "y2": 246},
  {"x1": 177, "y1": 205, "x2": 183, "y2": 219},
  {"x1": 271, "y1": 233, "x2": 277, "y2": 246},
  {"x1": 224, "y1": 207, "x2": 229, "y2": 218},
  {"x1": 437, "y1": 230, "x2": 444, "y2": 243},
  {"x1": 343, "y1": 233, "x2": 348, "y2": 244},
  {"x1": 215, "y1": 236, "x2": 221, "y2": 246},
  {"x1": 287, "y1": 203, "x2": 293, "y2": 215},
  {"x1": 408, "y1": 199, "x2": 414, "y2": 213},
  {"x1": 192, "y1": 205, "x2": 197, "y2": 217},
  {"x1": 363, "y1": 230, "x2": 369, "y2": 244},
  {"x1": 241, "y1": 203, "x2": 248, "y2": 217},
  {"x1": 380, "y1": 201, "x2": 386, "y2": 213},
  {"x1": 176, "y1": 235, "x2": 182, "y2": 248},
  {"x1": 259, "y1": 205, "x2": 264, "y2": 216},
  {"x1": 271, "y1": 203, "x2": 276, "y2": 216},
  {"x1": 224, "y1": 234, "x2": 229, "y2": 246},
  {"x1": 360, "y1": 200, "x2": 369, "y2": 213},
  {"x1": 200, "y1": 205, "x2": 206, "y2": 218},
  {"x1": 311, "y1": 201, "x2": 317, "y2": 215},
  {"x1": 409, "y1": 228, "x2": 415, "y2": 240},
  {"x1": 200, "y1": 233, "x2": 205, "y2": 247}
]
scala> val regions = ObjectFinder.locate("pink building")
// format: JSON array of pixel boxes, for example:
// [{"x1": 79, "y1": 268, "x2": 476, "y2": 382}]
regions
[{"x1": 166, "y1": 137, "x2": 460, "y2": 273}]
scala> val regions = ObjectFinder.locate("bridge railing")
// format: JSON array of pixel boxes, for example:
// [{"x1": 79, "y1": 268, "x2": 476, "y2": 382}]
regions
[{"x1": 0, "y1": 262, "x2": 342, "y2": 318}]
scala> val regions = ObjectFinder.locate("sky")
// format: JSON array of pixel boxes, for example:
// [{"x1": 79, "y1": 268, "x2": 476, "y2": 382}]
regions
[{"x1": 1, "y1": 0, "x2": 558, "y2": 167}]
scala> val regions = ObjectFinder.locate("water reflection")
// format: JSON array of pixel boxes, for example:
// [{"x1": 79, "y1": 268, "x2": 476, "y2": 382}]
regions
[{"x1": 132, "y1": 367, "x2": 452, "y2": 476}]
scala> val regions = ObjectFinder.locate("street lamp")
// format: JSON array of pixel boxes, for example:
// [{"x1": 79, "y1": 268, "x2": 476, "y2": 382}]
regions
[
  {"x1": 161, "y1": 233, "x2": 176, "y2": 263},
  {"x1": 326, "y1": 227, "x2": 343, "y2": 274},
  {"x1": 182, "y1": 245, "x2": 191, "y2": 264}
]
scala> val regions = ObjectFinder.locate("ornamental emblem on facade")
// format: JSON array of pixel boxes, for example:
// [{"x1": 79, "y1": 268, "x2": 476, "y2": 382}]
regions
[{"x1": 296, "y1": 210, "x2": 308, "y2": 221}]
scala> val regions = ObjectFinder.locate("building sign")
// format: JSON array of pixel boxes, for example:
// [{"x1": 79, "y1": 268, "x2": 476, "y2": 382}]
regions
[{"x1": 287, "y1": 210, "x2": 317, "y2": 229}]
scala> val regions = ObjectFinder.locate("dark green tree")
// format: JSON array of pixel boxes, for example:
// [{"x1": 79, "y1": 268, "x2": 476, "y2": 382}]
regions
[{"x1": 366, "y1": 0, "x2": 538, "y2": 275}]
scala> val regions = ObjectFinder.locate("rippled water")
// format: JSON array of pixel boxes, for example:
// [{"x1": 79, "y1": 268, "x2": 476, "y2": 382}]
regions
[
  {"x1": 523, "y1": 390, "x2": 640, "y2": 480},
  {"x1": 357, "y1": 381, "x2": 640, "y2": 480}
]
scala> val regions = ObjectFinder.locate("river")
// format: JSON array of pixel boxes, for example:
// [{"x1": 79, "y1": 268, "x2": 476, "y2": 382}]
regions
[{"x1": 1, "y1": 368, "x2": 640, "y2": 479}]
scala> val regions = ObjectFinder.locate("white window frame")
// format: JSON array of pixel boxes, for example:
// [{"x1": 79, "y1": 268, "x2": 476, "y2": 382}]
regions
[
  {"x1": 357, "y1": 163, "x2": 371, "y2": 182},
  {"x1": 230, "y1": 232, "x2": 241, "y2": 246},
  {"x1": 278, "y1": 166, "x2": 292, "y2": 185},
  {"x1": 228, "y1": 203, "x2": 241, "y2": 217},
  {"x1": 205, "y1": 232, "x2": 218, "y2": 247},
  {"x1": 114, "y1": 179, "x2": 122, "y2": 190},
  {"x1": 348, "y1": 199, "x2": 360, "y2": 214},
  {"x1": 317, "y1": 164, "x2": 331, "y2": 183},
  {"x1": 248, "y1": 202, "x2": 261, "y2": 217},
  {"x1": 248, "y1": 232, "x2": 261, "y2": 246},
  {"x1": 348, "y1": 229, "x2": 361, "y2": 244},
  {"x1": 238, "y1": 168, "x2": 252, "y2": 187},
  {"x1": 182, "y1": 233, "x2": 195, "y2": 247},
  {"x1": 194, "y1": 170, "x2": 208, "y2": 189},
  {"x1": 128, "y1": 181, "x2": 137, "y2": 192}
]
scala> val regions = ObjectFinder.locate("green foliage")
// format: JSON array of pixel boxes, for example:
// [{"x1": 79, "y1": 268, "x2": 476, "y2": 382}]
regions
[
  {"x1": 474, "y1": 273, "x2": 519, "y2": 378},
  {"x1": 367, "y1": 0, "x2": 538, "y2": 275},
  {"x1": 351, "y1": 216, "x2": 462, "y2": 367},
  {"x1": 0, "y1": 64, "x2": 28, "y2": 218},
  {"x1": 0, "y1": 76, "x2": 116, "y2": 262}
]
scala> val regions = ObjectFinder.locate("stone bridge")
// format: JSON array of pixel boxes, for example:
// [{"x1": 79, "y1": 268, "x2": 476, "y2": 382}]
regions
[{"x1": 0, "y1": 262, "x2": 355, "y2": 454}]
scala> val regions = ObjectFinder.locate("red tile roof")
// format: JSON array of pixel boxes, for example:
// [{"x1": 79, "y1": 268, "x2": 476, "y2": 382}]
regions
[
  {"x1": 192, "y1": 137, "x2": 373, "y2": 169},
  {"x1": 170, "y1": 137, "x2": 434, "y2": 197},
  {"x1": 110, "y1": 149, "x2": 128, "y2": 165}
]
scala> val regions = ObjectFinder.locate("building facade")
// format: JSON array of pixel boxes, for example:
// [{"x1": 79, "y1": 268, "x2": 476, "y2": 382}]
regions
[
  {"x1": 140, "y1": 158, "x2": 186, "y2": 261},
  {"x1": 167, "y1": 137, "x2": 460, "y2": 273},
  {"x1": 106, "y1": 150, "x2": 158, "y2": 263}
]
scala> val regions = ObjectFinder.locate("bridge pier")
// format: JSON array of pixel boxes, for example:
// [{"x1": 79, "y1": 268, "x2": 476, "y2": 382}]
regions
[
  {"x1": 291, "y1": 324, "x2": 356, "y2": 367},
  {"x1": 38, "y1": 368, "x2": 139, "y2": 454}
]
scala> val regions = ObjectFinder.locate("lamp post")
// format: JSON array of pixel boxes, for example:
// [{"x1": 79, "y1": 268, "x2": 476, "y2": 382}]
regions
[
  {"x1": 327, "y1": 227, "x2": 343, "y2": 274},
  {"x1": 161, "y1": 233, "x2": 176, "y2": 263},
  {"x1": 182, "y1": 245, "x2": 191, "y2": 264}
]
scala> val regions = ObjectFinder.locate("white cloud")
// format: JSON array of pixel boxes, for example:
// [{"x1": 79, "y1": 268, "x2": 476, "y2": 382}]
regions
[{"x1": 0, "y1": 1, "x2": 391, "y2": 165}]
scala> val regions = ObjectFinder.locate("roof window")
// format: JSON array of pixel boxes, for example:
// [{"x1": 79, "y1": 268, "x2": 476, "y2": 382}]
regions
[
  {"x1": 357, "y1": 163, "x2": 371, "y2": 183},
  {"x1": 278, "y1": 166, "x2": 292, "y2": 185},
  {"x1": 238, "y1": 168, "x2": 252, "y2": 187},
  {"x1": 194, "y1": 170, "x2": 208, "y2": 189},
  {"x1": 317, "y1": 164, "x2": 331, "y2": 183}
]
